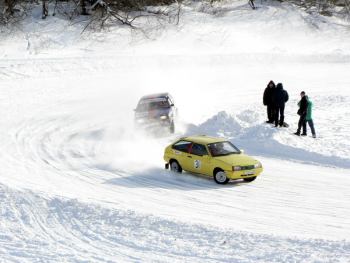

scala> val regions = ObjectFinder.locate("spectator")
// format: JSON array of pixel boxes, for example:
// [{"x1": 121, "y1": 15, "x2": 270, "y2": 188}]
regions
[
  {"x1": 274, "y1": 83, "x2": 289, "y2": 127},
  {"x1": 294, "y1": 91, "x2": 308, "y2": 136},
  {"x1": 305, "y1": 95, "x2": 317, "y2": 138},
  {"x1": 263, "y1": 80, "x2": 276, "y2": 124}
]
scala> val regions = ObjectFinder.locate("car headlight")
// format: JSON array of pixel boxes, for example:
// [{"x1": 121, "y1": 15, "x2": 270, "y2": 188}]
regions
[
  {"x1": 136, "y1": 119, "x2": 145, "y2": 123},
  {"x1": 232, "y1": 166, "x2": 241, "y2": 171},
  {"x1": 254, "y1": 162, "x2": 262, "y2": 168},
  {"x1": 160, "y1": 115, "x2": 168, "y2": 120}
]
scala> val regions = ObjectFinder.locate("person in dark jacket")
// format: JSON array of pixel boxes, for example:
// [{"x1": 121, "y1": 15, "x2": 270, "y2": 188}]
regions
[
  {"x1": 274, "y1": 83, "x2": 289, "y2": 127},
  {"x1": 305, "y1": 95, "x2": 316, "y2": 138},
  {"x1": 263, "y1": 80, "x2": 276, "y2": 123},
  {"x1": 294, "y1": 91, "x2": 308, "y2": 136}
]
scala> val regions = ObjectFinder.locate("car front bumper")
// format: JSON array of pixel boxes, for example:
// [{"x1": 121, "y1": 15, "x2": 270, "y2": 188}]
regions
[{"x1": 226, "y1": 167, "x2": 263, "y2": 180}]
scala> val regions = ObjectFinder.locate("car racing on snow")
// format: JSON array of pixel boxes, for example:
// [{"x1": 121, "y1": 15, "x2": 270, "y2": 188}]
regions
[
  {"x1": 164, "y1": 135, "x2": 263, "y2": 184},
  {"x1": 134, "y1": 93, "x2": 177, "y2": 134}
]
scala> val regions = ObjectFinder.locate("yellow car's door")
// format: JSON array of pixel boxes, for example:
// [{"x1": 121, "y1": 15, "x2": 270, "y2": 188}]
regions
[
  {"x1": 171, "y1": 140, "x2": 193, "y2": 170},
  {"x1": 186, "y1": 143, "x2": 212, "y2": 176}
]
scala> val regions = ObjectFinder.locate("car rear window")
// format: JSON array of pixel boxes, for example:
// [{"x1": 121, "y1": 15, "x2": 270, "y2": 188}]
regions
[{"x1": 172, "y1": 141, "x2": 192, "y2": 153}]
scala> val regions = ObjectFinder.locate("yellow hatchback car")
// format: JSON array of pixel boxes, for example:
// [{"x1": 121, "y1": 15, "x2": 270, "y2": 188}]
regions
[{"x1": 164, "y1": 135, "x2": 263, "y2": 184}]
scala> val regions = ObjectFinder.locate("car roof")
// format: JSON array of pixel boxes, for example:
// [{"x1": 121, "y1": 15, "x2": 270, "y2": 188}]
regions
[
  {"x1": 179, "y1": 135, "x2": 227, "y2": 145},
  {"x1": 140, "y1": 93, "x2": 171, "y2": 100}
]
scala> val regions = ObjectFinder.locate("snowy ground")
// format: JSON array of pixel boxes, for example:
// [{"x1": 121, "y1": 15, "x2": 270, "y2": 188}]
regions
[{"x1": 1, "y1": 0, "x2": 350, "y2": 262}]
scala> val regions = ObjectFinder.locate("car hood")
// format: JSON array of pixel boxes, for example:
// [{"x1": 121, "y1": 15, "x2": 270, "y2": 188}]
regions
[{"x1": 214, "y1": 154, "x2": 258, "y2": 166}]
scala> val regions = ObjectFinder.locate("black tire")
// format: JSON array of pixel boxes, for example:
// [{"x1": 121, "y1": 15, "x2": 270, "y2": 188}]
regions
[
  {"x1": 243, "y1": 176, "x2": 257, "y2": 182},
  {"x1": 170, "y1": 121, "x2": 175, "y2": 134},
  {"x1": 214, "y1": 169, "x2": 229, "y2": 184},
  {"x1": 170, "y1": 160, "x2": 182, "y2": 173}
]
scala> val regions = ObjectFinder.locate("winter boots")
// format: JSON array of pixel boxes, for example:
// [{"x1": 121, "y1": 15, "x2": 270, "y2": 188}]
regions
[{"x1": 294, "y1": 132, "x2": 316, "y2": 138}]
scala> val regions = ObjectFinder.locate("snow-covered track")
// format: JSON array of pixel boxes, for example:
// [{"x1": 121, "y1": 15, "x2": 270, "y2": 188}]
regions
[{"x1": 1, "y1": 184, "x2": 350, "y2": 263}]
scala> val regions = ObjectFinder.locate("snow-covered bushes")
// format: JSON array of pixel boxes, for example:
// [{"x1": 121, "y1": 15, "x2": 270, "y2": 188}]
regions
[
  {"x1": 0, "y1": 0, "x2": 33, "y2": 25},
  {"x1": 289, "y1": 0, "x2": 350, "y2": 18},
  {"x1": 1, "y1": 0, "x2": 349, "y2": 27},
  {"x1": 1, "y1": 0, "x2": 181, "y2": 26}
]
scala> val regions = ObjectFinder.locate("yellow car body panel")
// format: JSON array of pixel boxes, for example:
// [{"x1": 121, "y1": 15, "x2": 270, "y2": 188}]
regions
[{"x1": 164, "y1": 135, "x2": 263, "y2": 181}]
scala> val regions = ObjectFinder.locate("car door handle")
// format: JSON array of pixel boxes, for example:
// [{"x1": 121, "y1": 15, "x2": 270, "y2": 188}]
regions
[{"x1": 187, "y1": 156, "x2": 192, "y2": 158}]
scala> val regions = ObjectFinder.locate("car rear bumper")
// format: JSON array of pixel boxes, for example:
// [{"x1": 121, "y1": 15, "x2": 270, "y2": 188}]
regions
[{"x1": 135, "y1": 118, "x2": 172, "y2": 128}]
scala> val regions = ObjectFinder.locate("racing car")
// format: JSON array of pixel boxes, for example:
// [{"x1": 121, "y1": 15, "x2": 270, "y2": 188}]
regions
[
  {"x1": 134, "y1": 93, "x2": 177, "y2": 134},
  {"x1": 164, "y1": 135, "x2": 263, "y2": 184}
]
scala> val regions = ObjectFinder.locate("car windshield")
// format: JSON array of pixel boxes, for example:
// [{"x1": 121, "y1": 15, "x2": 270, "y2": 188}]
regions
[
  {"x1": 137, "y1": 98, "x2": 170, "y2": 111},
  {"x1": 208, "y1": 141, "x2": 240, "y2": 157}
]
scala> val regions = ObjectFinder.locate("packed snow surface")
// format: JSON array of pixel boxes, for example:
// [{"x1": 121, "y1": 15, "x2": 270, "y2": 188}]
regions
[{"x1": 1, "y1": 1, "x2": 350, "y2": 262}]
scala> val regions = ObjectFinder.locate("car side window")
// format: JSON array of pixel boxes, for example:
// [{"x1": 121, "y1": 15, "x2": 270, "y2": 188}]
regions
[
  {"x1": 172, "y1": 141, "x2": 192, "y2": 153},
  {"x1": 191, "y1": 143, "x2": 208, "y2": 156},
  {"x1": 168, "y1": 97, "x2": 174, "y2": 106}
]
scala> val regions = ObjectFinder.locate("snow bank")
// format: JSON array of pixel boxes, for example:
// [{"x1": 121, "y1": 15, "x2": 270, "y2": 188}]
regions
[
  {"x1": 184, "y1": 107, "x2": 350, "y2": 169},
  {"x1": 1, "y1": 1, "x2": 350, "y2": 60}
]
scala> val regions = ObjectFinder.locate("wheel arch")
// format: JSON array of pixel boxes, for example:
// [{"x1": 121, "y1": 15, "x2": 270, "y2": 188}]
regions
[
  {"x1": 213, "y1": 167, "x2": 224, "y2": 176},
  {"x1": 169, "y1": 158, "x2": 179, "y2": 165}
]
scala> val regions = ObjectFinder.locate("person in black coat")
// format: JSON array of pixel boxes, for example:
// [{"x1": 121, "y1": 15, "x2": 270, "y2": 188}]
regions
[
  {"x1": 274, "y1": 83, "x2": 289, "y2": 127},
  {"x1": 263, "y1": 80, "x2": 276, "y2": 123},
  {"x1": 294, "y1": 91, "x2": 308, "y2": 136}
]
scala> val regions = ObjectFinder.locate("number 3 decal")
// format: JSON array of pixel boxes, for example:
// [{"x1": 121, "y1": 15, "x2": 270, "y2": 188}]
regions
[{"x1": 194, "y1": 160, "x2": 201, "y2": 169}]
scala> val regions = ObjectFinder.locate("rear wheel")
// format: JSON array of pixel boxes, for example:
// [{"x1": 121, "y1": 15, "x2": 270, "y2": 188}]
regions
[
  {"x1": 214, "y1": 169, "x2": 229, "y2": 184},
  {"x1": 170, "y1": 160, "x2": 182, "y2": 173},
  {"x1": 243, "y1": 176, "x2": 257, "y2": 182}
]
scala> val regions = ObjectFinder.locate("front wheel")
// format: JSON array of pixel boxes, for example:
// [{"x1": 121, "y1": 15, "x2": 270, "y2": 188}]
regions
[
  {"x1": 214, "y1": 170, "x2": 229, "y2": 184},
  {"x1": 243, "y1": 176, "x2": 257, "y2": 182},
  {"x1": 170, "y1": 160, "x2": 182, "y2": 173}
]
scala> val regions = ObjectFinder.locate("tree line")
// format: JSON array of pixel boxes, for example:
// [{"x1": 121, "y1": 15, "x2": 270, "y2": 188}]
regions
[
  {"x1": 1, "y1": 0, "x2": 181, "y2": 27},
  {"x1": 1, "y1": 0, "x2": 349, "y2": 27}
]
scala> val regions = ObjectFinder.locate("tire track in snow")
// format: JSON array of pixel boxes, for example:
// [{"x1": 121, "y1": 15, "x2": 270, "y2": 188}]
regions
[
  {"x1": 1, "y1": 184, "x2": 350, "y2": 263},
  {"x1": 3, "y1": 108, "x2": 350, "y2": 241}
]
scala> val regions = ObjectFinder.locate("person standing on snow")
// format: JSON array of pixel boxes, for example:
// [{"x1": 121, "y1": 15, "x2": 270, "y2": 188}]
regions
[
  {"x1": 305, "y1": 95, "x2": 316, "y2": 138},
  {"x1": 263, "y1": 80, "x2": 276, "y2": 124},
  {"x1": 294, "y1": 91, "x2": 308, "y2": 136},
  {"x1": 274, "y1": 83, "x2": 289, "y2": 127}
]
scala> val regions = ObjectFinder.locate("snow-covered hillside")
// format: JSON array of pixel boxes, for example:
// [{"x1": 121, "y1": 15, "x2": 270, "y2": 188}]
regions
[{"x1": 1, "y1": 1, "x2": 350, "y2": 262}]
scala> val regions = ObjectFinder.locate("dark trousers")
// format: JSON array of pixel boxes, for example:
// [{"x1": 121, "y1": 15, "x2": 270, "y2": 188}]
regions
[
  {"x1": 297, "y1": 114, "x2": 307, "y2": 134},
  {"x1": 275, "y1": 105, "x2": 285, "y2": 127},
  {"x1": 267, "y1": 105, "x2": 275, "y2": 122},
  {"x1": 306, "y1": 119, "x2": 316, "y2": 136}
]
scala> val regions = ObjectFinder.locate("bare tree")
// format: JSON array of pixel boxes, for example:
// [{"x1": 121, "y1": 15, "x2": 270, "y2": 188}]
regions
[
  {"x1": 42, "y1": 0, "x2": 48, "y2": 18},
  {"x1": 1, "y1": 0, "x2": 32, "y2": 24},
  {"x1": 5, "y1": 0, "x2": 16, "y2": 15},
  {"x1": 81, "y1": 0, "x2": 88, "y2": 15},
  {"x1": 80, "y1": 0, "x2": 182, "y2": 31}
]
